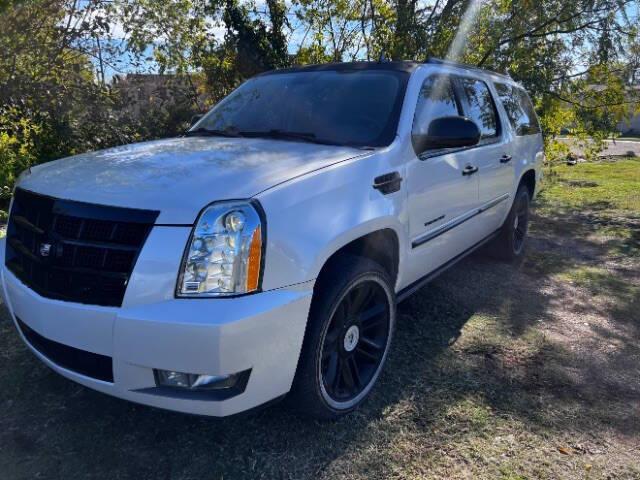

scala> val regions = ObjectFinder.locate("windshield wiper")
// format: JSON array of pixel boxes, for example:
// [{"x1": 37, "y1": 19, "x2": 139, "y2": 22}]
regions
[
  {"x1": 239, "y1": 129, "x2": 340, "y2": 146},
  {"x1": 184, "y1": 127, "x2": 242, "y2": 138}
]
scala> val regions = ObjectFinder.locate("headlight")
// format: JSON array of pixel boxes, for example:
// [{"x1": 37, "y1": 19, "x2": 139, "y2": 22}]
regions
[{"x1": 177, "y1": 201, "x2": 264, "y2": 297}]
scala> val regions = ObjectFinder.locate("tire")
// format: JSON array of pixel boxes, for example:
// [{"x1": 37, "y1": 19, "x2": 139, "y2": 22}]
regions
[
  {"x1": 488, "y1": 185, "x2": 531, "y2": 261},
  {"x1": 288, "y1": 254, "x2": 396, "y2": 420}
]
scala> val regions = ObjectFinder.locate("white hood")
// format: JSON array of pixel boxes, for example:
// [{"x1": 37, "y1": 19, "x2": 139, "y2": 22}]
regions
[{"x1": 18, "y1": 136, "x2": 365, "y2": 224}]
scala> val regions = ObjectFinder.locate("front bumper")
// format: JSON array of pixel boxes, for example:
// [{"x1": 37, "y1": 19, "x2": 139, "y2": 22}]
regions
[{"x1": 0, "y1": 234, "x2": 313, "y2": 416}]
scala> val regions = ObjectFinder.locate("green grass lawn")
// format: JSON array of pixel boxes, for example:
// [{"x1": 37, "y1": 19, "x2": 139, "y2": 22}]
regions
[
  {"x1": 542, "y1": 158, "x2": 640, "y2": 212},
  {"x1": 1, "y1": 159, "x2": 639, "y2": 479}
]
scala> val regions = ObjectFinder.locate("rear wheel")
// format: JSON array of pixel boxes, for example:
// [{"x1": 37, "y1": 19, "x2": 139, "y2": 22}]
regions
[
  {"x1": 289, "y1": 255, "x2": 395, "y2": 419},
  {"x1": 488, "y1": 185, "x2": 530, "y2": 261}
]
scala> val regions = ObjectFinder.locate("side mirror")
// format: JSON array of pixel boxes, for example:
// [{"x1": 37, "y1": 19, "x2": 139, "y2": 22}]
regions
[
  {"x1": 190, "y1": 114, "x2": 204, "y2": 127},
  {"x1": 413, "y1": 116, "x2": 481, "y2": 154}
]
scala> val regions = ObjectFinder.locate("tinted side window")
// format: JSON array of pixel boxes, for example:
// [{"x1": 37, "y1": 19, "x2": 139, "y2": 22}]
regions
[
  {"x1": 515, "y1": 88, "x2": 541, "y2": 135},
  {"x1": 458, "y1": 78, "x2": 498, "y2": 139},
  {"x1": 495, "y1": 83, "x2": 541, "y2": 136},
  {"x1": 412, "y1": 75, "x2": 460, "y2": 136}
]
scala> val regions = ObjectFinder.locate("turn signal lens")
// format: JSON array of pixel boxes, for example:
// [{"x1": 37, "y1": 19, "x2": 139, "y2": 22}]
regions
[{"x1": 246, "y1": 225, "x2": 262, "y2": 292}]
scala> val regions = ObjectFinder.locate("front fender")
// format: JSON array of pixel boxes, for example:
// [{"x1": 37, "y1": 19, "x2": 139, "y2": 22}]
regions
[{"x1": 255, "y1": 153, "x2": 409, "y2": 292}]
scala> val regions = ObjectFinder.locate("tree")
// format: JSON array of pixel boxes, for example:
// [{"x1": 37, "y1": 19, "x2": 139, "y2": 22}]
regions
[
  {"x1": 0, "y1": 0, "x2": 121, "y2": 211},
  {"x1": 0, "y1": 0, "x2": 200, "y2": 216}
]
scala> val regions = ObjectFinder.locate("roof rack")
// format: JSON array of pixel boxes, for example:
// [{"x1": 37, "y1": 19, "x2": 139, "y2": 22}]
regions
[{"x1": 424, "y1": 57, "x2": 512, "y2": 79}]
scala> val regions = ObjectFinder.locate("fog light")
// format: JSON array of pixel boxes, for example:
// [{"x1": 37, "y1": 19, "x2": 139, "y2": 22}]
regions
[
  {"x1": 156, "y1": 370, "x2": 191, "y2": 388},
  {"x1": 155, "y1": 369, "x2": 240, "y2": 390}
]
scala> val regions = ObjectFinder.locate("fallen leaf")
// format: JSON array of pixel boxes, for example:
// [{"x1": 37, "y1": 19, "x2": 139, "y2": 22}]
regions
[{"x1": 558, "y1": 446, "x2": 572, "y2": 455}]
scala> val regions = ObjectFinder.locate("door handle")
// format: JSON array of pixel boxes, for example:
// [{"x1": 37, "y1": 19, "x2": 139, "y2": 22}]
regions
[
  {"x1": 462, "y1": 165, "x2": 479, "y2": 176},
  {"x1": 500, "y1": 155, "x2": 512, "y2": 164}
]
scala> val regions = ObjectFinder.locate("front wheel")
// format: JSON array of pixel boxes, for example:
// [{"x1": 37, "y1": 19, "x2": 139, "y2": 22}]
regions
[{"x1": 289, "y1": 255, "x2": 395, "y2": 419}]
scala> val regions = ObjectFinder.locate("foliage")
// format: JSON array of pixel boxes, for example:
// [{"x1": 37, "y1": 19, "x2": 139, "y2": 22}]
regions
[
  {"x1": 0, "y1": 0, "x2": 201, "y2": 215},
  {"x1": 201, "y1": 0, "x2": 291, "y2": 99},
  {"x1": 0, "y1": 108, "x2": 41, "y2": 203},
  {"x1": 0, "y1": 0, "x2": 99, "y2": 209},
  {"x1": 124, "y1": 0, "x2": 640, "y2": 148}
]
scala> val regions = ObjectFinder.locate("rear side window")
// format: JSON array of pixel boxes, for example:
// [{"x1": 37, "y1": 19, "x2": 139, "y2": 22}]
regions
[
  {"x1": 495, "y1": 83, "x2": 541, "y2": 136},
  {"x1": 412, "y1": 75, "x2": 461, "y2": 136},
  {"x1": 457, "y1": 78, "x2": 499, "y2": 139}
]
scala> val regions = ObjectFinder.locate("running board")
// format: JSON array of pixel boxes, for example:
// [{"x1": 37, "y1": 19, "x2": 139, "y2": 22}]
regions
[{"x1": 397, "y1": 229, "x2": 500, "y2": 303}]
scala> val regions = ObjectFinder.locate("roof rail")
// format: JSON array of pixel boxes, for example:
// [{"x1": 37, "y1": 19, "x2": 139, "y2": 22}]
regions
[{"x1": 425, "y1": 57, "x2": 512, "y2": 79}]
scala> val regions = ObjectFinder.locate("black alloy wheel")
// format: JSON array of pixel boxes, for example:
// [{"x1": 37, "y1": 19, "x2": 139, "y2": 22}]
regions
[
  {"x1": 288, "y1": 255, "x2": 395, "y2": 419},
  {"x1": 487, "y1": 184, "x2": 531, "y2": 261},
  {"x1": 512, "y1": 191, "x2": 529, "y2": 255},
  {"x1": 320, "y1": 280, "x2": 390, "y2": 403}
]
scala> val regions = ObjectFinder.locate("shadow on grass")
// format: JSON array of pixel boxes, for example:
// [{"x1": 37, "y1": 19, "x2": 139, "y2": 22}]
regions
[{"x1": 1, "y1": 207, "x2": 638, "y2": 479}]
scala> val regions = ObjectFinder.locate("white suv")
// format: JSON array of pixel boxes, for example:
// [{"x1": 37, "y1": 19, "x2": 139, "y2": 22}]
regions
[{"x1": 0, "y1": 59, "x2": 543, "y2": 419}]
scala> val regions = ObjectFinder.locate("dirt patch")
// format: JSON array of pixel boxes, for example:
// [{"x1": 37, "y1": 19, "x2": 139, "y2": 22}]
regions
[{"x1": 559, "y1": 179, "x2": 599, "y2": 188}]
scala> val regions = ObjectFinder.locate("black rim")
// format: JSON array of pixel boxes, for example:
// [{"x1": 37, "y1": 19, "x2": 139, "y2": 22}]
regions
[
  {"x1": 513, "y1": 195, "x2": 529, "y2": 253},
  {"x1": 321, "y1": 280, "x2": 390, "y2": 402}
]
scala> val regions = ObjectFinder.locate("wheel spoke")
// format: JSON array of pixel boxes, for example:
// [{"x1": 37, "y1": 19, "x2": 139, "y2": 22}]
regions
[
  {"x1": 324, "y1": 326, "x2": 341, "y2": 352},
  {"x1": 360, "y1": 336, "x2": 383, "y2": 351},
  {"x1": 349, "y1": 284, "x2": 373, "y2": 314},
  {"x1": 355, "y1": 345, "x2": 378, "y2": 362},
  {"x1": 362, "y1": 318, "x2": 385, "y2": 332},
  {"x1": 323, "y1": 352, "x2": 339, "y2": 388},
  {"x1": 359, "y1": 303, "x2": 386, "y2": 324},
  {"x1": 360, "y1": 310, "x2": 386, "y2": 333},
  {"x1": 348, "y1": 356, "x2": 362, "y2": 389},
  {"x1": 332, "y1": 358, "x2": 343, "y2": 393},
  {"x1": 341, "y1": 357, "x2": 356, "y2": 390},
  {"x1": 334, "y1": 301, "x2": 350, "y2": 328},
  {"x1": 340, "y1": 293, "x2": 353, "y2": 319}
]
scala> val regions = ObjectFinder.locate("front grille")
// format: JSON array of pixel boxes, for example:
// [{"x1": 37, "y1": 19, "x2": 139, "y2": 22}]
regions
[
  {"x1": 17, "y1": 317, "x2": 114, "y2": 382},
  {"x1": 5, "y1": 188, "x2": 159, "y2": 307}
]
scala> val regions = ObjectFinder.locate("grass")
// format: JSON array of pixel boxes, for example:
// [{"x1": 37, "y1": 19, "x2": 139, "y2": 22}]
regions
[
  {"x1": 542, "y1": 158, "x2": 640, "y2": 212},
  {"x1": 1, "y1": 158, "x2": 640, "y2": 479},
  {"x1": 536, "y1": 158, "x2": 640, "y2": 260}
]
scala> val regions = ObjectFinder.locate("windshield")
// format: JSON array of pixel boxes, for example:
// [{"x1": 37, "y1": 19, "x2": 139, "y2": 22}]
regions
[{"x1": 191, "y1": 69, "x2": 409, "y2": 147}]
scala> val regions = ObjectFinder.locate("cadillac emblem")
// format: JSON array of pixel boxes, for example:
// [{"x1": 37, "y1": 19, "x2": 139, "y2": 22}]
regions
[{"x1": 39, "y1": 243, "x2": 52, "y2": 257}]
